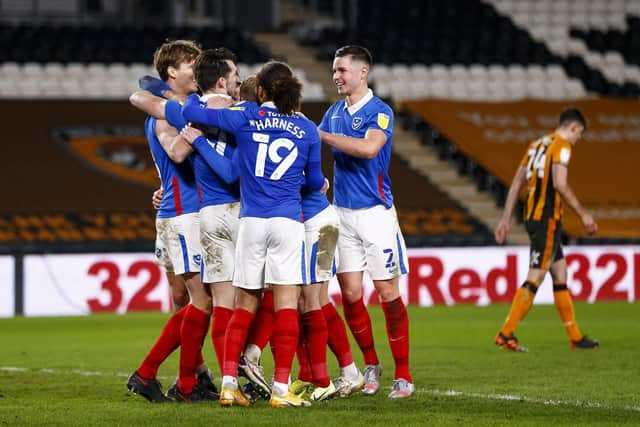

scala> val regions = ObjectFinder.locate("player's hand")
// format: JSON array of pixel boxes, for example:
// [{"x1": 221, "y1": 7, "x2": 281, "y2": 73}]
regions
[
  {"x1": 139, "y1": 75, "x2": 174, "y2": 99},
  {"x1": 320, "y1": 177, "x2": 330, "y2": 195},
  {"x1": 180, "y1": 125, "x2": 204, "y2": 144},
  {"x1": 581, "y1": 213, "x2": 598, "y2": 235},
  {"x1": 152, "y1": 188, "x2": 163, "y2": 210},
  {"x1": 494, "y1": 218, "x2": 510, "y2": 244}
]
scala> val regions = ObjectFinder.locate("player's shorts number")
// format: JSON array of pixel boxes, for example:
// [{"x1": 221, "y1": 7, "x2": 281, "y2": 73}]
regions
[{"x1": 253, "y1": 132, "x2": 298, "y2": 180}]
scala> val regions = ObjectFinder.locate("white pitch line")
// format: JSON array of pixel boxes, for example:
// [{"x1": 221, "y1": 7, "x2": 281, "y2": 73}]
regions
[
  {"x1": 420, "y1": 388, "x2": 640, "y2": 413},
  {"x1": 1, "y1": 366, "x2": 638, "y2": 413},
  {"x1": 0, "y1": 366, "x2": 171, "y2": 380}
]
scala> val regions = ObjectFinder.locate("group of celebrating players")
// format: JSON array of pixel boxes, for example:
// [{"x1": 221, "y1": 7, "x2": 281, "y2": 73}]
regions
[
  {"x1": 125, "y1": 34, "x2": 600, "y2": 409},
  {"x1": 125, "y1": 40, "x2": 413, "y2": 408}
]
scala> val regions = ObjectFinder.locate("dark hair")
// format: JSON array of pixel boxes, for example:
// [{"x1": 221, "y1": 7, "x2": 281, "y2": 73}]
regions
[
  {"x1": 239, "y1": 75, "x2": 258, "y2": 102},
  {"x1": 335, "y1": 45, "x2": 372, "y2": 67},
  {"x1": 153, "y1": 40, "x2": 201, "y2": 81},
  {"x1": 194, "y1": 47, "x2": 237, "y2": 93},
  {"x1": 256, "y1": 61, "x2": 302, "y2": 115},
  {"x1": 559, "y1": 108, "x2": 587, "y2": 130}
]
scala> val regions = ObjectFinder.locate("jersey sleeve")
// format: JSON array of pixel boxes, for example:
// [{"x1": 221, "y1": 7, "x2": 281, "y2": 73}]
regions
[
  {"x1": 551, "y1": 140, "x2": 572, "y2": 166},
  {"x1": 303, "y1": 126, "x2": 324, "y2": 191},
  {"x1": 366, "y1": 102, "x2": 394, "y2": 139},
  {"x1": 182, "y1": 100, "x2": 248, "y2": 133},
  {"x1": 192, "y1": 136, "x2": 239, "y2": 184},
  {"x1": 215, "y1": 105, "x2": 250, "y2": 133},
  {"x1": 318, "y1": 105, "x2": 333, "y2": 132}
]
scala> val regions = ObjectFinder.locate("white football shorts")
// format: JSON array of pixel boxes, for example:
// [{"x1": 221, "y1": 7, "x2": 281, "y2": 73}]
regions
[
  {"x1": 155, "y1": 212, "x2": 202, "y2": 276},
  {"x1": 154, "y1": 232, "x2": 173, "y2": 273},
  {"x1": 233, "y1": 217, "x2": 305, "y2": 290},
  {"x1": 304, "y1": 205, "x2": 340, "y2": 284},
  {"x1": 199, "y1": 202, "x2": 240, "y2": 284},
  {"x1": 335, "y1": 204, "x2": 409, "y2": 280}
]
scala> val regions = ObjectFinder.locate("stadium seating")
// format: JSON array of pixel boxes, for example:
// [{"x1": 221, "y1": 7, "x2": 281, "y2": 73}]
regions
[
  {"x1": 293, "y1": 0, "x2": 640, "y2": 100},
  {"x1": 0, "y1": 24, "x2": 326, "y2": 101}
]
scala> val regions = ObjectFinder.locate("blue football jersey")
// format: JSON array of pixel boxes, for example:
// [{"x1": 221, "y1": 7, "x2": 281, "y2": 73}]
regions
[
  {"x1": 319, "y1": 89, "x2": 394, "y2": 209},
  {"x1": 191, "y1": 95, "x2": 240, "y2": 207},
  {"x1": 301, "y1": 190, "x2": 330, "y2": 222},
  {"x1": 184, "y1": 101, "x2": 323, "y2": 221},
  {"x1": 145, "y1": 116, "x2": 199, "y2": 218}
]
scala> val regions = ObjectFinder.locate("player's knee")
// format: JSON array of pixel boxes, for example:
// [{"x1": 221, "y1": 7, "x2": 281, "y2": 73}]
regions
[
  {"x1": 172, "y1": 290, "x2": 190, "y2": 309},
  {"x1": 375, "y1": 286, "x2": 400, "y2": 302},
  {"x1": 340, "y1": 287, "x2": 362, "y2": 304}
]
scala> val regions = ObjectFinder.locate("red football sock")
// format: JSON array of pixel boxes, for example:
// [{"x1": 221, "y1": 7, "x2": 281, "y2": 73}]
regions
[
  {"x1": 246, "y1": 289, "x2": 274, "y2": 350},
  {"x1": 321, "y1": 303, "x2": 354, "y2": 368},
  {"x1": 296, "y1": 318, "x2": 313, "y2": 383},
  {"x1": 196, "y1": 352, "x2": 204, "y2": 370},
  {"x1": 382, "y1": 297, "x2": 412, "y2": 382},
  {"x1": 138, "y1": 305, "x2": 187, "y2": 379},
  {"x1": 177, "y1": 304, "x2": 210, "y2": 394},
  {"x1": 302, "y1": 309, "x2": 330, "y2": 387},
  {"x1": 272, "y1": 308, "x2": 299, "y2": 385},
  {"x1": 222, "y1": 308, "x2": 254, "y2": 377},
  {"x1": 211, "y1": 306, "x2": 233, "y2": 373},
  {"x1": 343, "y1": 296, "x2": 379, "y2": 366}
]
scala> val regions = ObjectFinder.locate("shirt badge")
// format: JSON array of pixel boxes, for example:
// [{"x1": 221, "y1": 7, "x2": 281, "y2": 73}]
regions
[
  {"x1": 352, "y1": 117, "x2": 363, "y2": 130},
  {"x1": 377, "y1": 113, "x2": 390, "y2": 130}
]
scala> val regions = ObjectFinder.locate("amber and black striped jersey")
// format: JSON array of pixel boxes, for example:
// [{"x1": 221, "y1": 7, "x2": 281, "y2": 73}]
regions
[{"x1": 519, "y1": 133, "x2": 572, "y2": 222}]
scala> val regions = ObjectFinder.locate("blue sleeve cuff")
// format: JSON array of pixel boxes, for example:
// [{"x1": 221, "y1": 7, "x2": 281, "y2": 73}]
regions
[
  {"x1": 192, "y1": 136, "x2": 210, "y2": 154},
  {"x1": 165, "y1": 100, "x2": 186, "y2": 131}
]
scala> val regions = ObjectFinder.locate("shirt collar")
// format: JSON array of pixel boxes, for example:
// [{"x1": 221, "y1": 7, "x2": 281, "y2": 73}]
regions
[
  {"x1": 344, "y1": 89, "x2": 373, "y2": 115},
  {"x1": 261, "y1": 101, "x2": 276, "y2": 108},
  {"x1": 200, "y1": 92, "x2": 232, "y2": 102}
]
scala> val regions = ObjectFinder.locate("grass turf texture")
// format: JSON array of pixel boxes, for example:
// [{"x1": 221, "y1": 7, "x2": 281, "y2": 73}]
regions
[{"x1": 0, "y1": 302, "x2": 638, "y2": 426}]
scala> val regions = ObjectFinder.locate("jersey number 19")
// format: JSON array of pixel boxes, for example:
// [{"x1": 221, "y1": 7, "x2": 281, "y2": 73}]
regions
[{"x1": 253, "y1": 132, "x2": 298, "y2": 180}]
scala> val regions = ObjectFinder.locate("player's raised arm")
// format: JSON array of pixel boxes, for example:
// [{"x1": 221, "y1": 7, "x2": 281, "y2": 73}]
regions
[
  {"x1": 129, "y1": 91, "x2": 167, "y2": 119},
  {"x1": 182, "y1": 94, "x2": 222, "y2": 127}
]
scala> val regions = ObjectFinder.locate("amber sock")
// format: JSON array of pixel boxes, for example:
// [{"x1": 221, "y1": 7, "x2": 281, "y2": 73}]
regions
[
  {"x1": 500, "y1": 281, "x2": 538, "y2": 337},
  {"x1": 553, "y1": 283, "x2": 583, "y2": 342}
]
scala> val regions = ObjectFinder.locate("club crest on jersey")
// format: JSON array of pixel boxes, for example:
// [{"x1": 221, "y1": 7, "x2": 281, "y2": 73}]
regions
[
  {"x1": 377, "y1": 113, "x2": 390, "y2": 130},
  {"x1": 352, "y1": 117, "x2": 363, "y2": 130}
]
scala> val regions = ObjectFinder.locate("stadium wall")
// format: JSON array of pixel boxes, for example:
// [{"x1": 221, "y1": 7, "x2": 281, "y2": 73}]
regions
[{"x1": 1, "y1": 246, "x2": 638, "y2": 317}]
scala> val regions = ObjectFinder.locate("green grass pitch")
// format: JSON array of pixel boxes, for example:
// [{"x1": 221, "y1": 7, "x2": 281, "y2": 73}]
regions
[{"x1": 0, "y1": 302, "x2": 638, "y2": 426}]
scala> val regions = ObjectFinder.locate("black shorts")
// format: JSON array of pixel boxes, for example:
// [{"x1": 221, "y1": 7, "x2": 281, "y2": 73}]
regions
[{"x1": 525, "y1": 219, "x2": 564, "y2": 270}]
